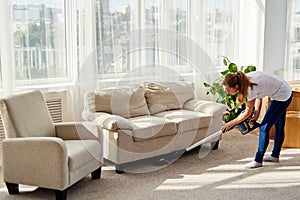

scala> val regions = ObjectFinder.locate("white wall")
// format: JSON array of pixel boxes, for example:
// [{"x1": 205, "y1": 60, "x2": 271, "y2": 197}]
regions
[{"x1": 263, "y1": 0, "x2": 287, "y2": 73}]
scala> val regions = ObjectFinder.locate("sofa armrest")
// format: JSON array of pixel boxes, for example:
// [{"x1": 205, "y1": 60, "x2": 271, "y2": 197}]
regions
[
  {"x1": 2, "y1": 137, "x2": 68, "y2": 189},
  {"x1": 183, "y1": 99, "x2": 227, "y2": 116},
  {"x1": 55, "y1": 122, "x2": 100, "y2": 141},
  {"x1": 96, "y1": 113, "x2": 133, "y2": 131},
  {"x1": 82, "y1": 110, "x2": 108, "y2": 122}
]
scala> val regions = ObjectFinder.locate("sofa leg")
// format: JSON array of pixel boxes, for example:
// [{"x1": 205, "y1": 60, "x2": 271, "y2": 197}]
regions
[
  {"x1": 115, "y1": 164, "x2": 126, "y2": 174},
  {"x1": 212, "y1": 140, "x2": 219, "y2": 150},
  {"x1": 6, "y1": 182, "x2": 19, "y2": 195},
  {"x1": 91, "y1": 167, "x2": 102, "y2": 179},
  {"x1": 55, "y1": 189, "x2": 68, "y2": 200}
]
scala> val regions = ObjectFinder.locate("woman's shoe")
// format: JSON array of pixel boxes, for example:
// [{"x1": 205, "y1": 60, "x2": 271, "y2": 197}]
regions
[
  {"x1": 245, "y1": 160, "x2": 262, "y2": 169},
  {"x1": 263, "y1": 156, "x2": 279, "y2": 162}
]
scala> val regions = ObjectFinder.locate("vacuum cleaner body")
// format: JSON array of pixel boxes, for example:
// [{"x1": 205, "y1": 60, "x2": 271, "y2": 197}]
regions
[{"x1": 236, "y1": 109, "x2": 260, "y2": 135}]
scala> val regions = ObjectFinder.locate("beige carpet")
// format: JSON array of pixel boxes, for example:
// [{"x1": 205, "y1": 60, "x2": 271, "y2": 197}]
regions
[{"x1": 1, "y1": 130, "x2": 300, "y2": 200}]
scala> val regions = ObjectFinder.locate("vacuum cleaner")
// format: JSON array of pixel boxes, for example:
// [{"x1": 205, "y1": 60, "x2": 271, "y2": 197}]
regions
[
  {"x1": 235, "y1": 109, "x2": 260, "y2": 135},
  {"x1": 185, "y1": 109, "x2": 260, "y2": 152}
]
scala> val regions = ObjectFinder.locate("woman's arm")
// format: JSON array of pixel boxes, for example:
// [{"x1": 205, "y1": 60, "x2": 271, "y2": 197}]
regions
[
  {"x1": 221, "y1": 99, "x2": 256, "y2": 132},
  {"x1": 251, "y1": 98, "x2": 262, "y2": 121}
]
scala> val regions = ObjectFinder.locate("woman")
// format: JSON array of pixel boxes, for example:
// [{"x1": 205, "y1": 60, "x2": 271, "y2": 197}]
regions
[{"x1": 221, "y1": 71, "x2": 292, "y2": 169}]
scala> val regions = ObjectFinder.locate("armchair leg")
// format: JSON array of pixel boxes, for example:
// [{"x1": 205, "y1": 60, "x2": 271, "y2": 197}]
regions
[
  {"x1": 5, "y1": 182, "x2": 19, "y2": 195},
  {"x1": 55, "y1": 189, "x2": 68, "y2": 200},
  {"x1": 91, "y1": 167, "x2": 102, "y2": 179}
]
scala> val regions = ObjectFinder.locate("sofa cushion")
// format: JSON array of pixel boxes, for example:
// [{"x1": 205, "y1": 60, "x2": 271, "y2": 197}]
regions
[
  {"x1": 93, "y1": 86, "x2": 150, "y2": 118},
  {"x1": 183, "y1": 99, "x2": 227, "y2": 116},
  {"x1": 144, "y1": 81, "x2": 195, "y2": 114},
  {"x1": 154, "y1": 109, "x2": 211, "y2": 134},
  {"x1": 129, "y1": 116, "x2": 177, "y2": 142}
]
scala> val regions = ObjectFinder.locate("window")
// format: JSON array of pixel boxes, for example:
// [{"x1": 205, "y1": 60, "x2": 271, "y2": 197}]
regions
[
  {"x1": 96, "y1": 0, "x2": 132, "y2": 74},
  {"x1": 285, "y1": 0, "x2": 300, "y2": 80},
  {"x1": 96, "y1": 0, "x2": 234, "y2": 78},
  {"x1": 12, "y1": 0, "x2": 67, "y2": 81},
  {"x1": 0, "y1": 0, "x2": 263, "y2": 92},
  {"x1": 204, "y1": 0, "x2": 234, "y2": 65}
]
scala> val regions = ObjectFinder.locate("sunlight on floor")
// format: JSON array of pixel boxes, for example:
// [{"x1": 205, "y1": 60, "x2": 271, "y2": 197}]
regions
[
  {"x1": 207, "y1": 164, "x2": 249, "y2": 171},
  {"x1": 0, "y1": 184, "x2": 37, "y2": 193},
  {"x1": 154, "y1": 172, "x2": 245, "y2": 190},
  {"x1": 216, "y1": 171, "x2": 300, "y2": 189},
  {"x1": 280, "y1": 149, "x2": 300, "y2": 155},
  {"x1": 237, "y1": 156, "x2": 294, "y2": 162},
  {"x1": 155, "y1": 148, "x2": 300, "y2": 191},
  {"x1": 276, "y1": 166, "x2": 300, "y2": 170}
]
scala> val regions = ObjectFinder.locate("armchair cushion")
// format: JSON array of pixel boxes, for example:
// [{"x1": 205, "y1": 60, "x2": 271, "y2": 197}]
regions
[
  {"x1": 0, "y1": 90, "x2": 55, "y2": 138},
  {"x1": 65, "y1": 140, "x2": 100, "y2": 171}
]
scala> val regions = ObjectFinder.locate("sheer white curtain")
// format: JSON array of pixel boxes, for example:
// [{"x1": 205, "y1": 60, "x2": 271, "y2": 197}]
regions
[
  {"x1": 188, "y1": 0, "x2": 234, "y2": 99},
  {"x1": 71, "y1": 0, "x2": 99, "y2": 121},
  {"x1": 234, "y1": 0, "x2": 265, "y2": 69},
  {"x1": 0, "y1": 1, "x2": 14, "y2": 96},
  {"x1": 284, "y1": 0, "x2": 300, "y2": 81},
  {"x1": 94, "y1": 0, "x2": 266, "y2": 98}
]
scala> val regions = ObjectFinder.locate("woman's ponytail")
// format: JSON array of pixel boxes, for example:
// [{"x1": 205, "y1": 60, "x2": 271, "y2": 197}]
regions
[{"x1": 222, "y1": 71, "x2": 257, "y2": 104}]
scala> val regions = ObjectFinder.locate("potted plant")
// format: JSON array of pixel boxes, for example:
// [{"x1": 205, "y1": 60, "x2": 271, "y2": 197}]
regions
[{"x1": 203, "y1": 57, "x2": 257, "y2": 123}]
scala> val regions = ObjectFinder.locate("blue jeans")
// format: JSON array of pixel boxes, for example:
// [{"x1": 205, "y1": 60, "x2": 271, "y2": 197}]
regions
[{"x1": 254, "y1": 94, "x2": 292, "y2": 163}]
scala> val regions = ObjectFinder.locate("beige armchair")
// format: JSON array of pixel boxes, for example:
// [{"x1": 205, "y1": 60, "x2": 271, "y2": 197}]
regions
[{"x1": 0, "y1": 90, "x2": 102, "y2": 200}]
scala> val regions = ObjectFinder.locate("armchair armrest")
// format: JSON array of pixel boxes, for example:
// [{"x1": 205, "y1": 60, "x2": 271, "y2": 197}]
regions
[
  {"x1": 183, "y1": 99, "x2": 226, "y2": 116},
  {"x1": 2, "y1": 137, "x2": 69, "y2": 189},
  {"x1": 96, "y1": 113, "x2": 133, "y2": 131},
  {"x1": 55, "y1": 122, "x2": 100, "y2": 141}
]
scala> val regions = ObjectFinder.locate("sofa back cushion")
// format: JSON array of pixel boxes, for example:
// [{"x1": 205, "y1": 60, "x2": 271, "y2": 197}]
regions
[
  {"x1": 144, "y1": 81, "x2": 194, "y2": 115},
  {"x1": 93, "y1": 86, "x2": 150, "y2": 118}
]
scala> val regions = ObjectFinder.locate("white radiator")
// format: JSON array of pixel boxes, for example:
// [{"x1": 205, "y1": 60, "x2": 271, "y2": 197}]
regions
[{"x1": 46, "y1": 97, "x2": 63, "y2": 123}]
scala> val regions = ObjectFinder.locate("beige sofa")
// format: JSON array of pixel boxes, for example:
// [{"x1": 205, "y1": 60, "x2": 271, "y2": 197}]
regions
[{"x1": 82, "y1": 81, "x2": 226, "y2": 173}]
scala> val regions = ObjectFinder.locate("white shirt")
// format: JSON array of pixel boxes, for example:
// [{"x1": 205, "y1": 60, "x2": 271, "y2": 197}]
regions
[{"x1": 246, "y1": 71, "x2": 292, "y2": 101}]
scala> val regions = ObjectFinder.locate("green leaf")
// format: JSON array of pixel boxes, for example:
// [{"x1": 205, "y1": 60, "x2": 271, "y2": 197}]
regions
[
  {"x1": 244, "y1": 65, "x2": 257, "y2": 73},
  {"x1": 203, "y1": 82, "x2": 211, "y2": 87},
  {"x1": 223, "y1": 58, "x2": 228, "y2": 66},
  {"x1": 221, "y1": 70, "x2": 229, "y2": 75},
  {"x1": 223, "y1": 113, "x2": 230, "y2": 122},
  {"x1": 228, "y1": 63, "x2": 238, "y2": 72},
  {"x1": 249, "y1": 65, "x2": 256, "y2": 72}
]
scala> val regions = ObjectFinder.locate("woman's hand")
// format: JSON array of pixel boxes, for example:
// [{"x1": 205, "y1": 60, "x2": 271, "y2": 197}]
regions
[
  {"x1": 250, "y1": 110, "x2": 259, "y2": 122},
  {"x1": 221, "y1": 121, "x2": 235, "y2": 133}
]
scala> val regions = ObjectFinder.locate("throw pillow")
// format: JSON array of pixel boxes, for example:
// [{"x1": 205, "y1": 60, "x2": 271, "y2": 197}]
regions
[
  {"x1": 144, "y1": 81, "x2": 194, "y2": 114},
  {"x1": 94, "y1": 86, "x2": 150, "y2": 118}
]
